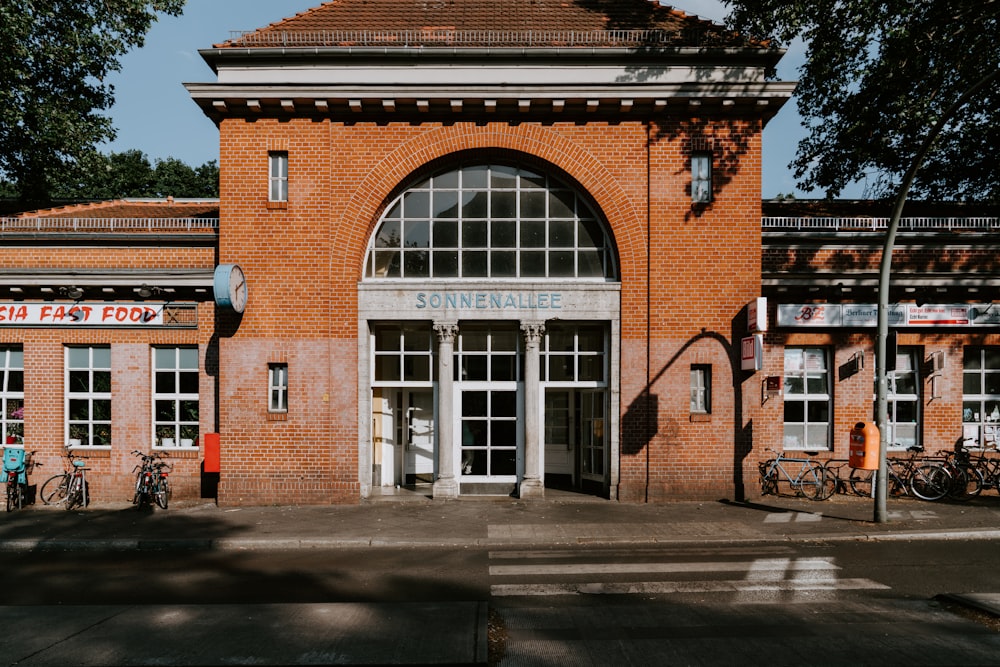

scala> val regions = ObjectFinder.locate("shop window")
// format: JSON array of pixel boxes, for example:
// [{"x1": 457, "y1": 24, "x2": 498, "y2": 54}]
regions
[
  {"x1": 962, "y1": 347, "x2": 1000, "y2": 448},
  {"x1": 269, "y1": 363, "x2": 289, "y2": 413},
  {"x1": 1, "y1": 347, "x2": 24, "y2": 445},
  {"x1": 691, "y1": 153, "x2": 712, "y2": 203},
  {"x1": 66, "y1": 346, "x2": 111, "y2": 447},
  {"x1": 365, "y1": 162, "x2": 617, "y2": 280},
  {"x1": 690, "y1": 364, "x2": 711, "y2": 414},
  {"x1": 153, "y1": 347, "x2": 199, "y2": 448},
  {"x1": 269, "y1": 151, "x2": 288, "y2": 202},
  {"x1": 783, "y1": 347, "x2": 831, "y2": 450},
  {"x1": 875, "y1": 348, "x2": 920, "y2": 450}
]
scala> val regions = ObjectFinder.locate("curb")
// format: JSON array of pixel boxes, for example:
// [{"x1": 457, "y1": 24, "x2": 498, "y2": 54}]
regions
[{"x1": 3, "y1": 527, "x2": 1000, "y2": 553}]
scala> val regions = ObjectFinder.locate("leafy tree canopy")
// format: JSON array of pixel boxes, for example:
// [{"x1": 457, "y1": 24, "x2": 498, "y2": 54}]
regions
[
  {"x1": 48, "y1": 150, "x2": 218, "y2": 200},
  {"x1": 724, "y1": 0, "x2": 1000, "y2": 201},
  {"x1": 0, "y1": 0, "x2": 185, "y2": 201}
]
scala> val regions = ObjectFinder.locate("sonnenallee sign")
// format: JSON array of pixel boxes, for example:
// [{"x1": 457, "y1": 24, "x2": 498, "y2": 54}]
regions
[
  {"x1": 416, "y1": 291, "x2": 563, "y2": 310},
  {"x1": 0, "y1": 303, "x2": 166, "y2": 327}
]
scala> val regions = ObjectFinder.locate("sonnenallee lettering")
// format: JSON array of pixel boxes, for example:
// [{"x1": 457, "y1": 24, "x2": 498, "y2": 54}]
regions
[{"x1": 415, "y1": 292, "x2": 563, "y2": 310}]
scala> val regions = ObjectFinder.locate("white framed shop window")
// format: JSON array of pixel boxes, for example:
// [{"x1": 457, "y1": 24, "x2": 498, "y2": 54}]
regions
[
  {"x1": 152, "y1": 346, "x2": 199, "y2": 448},
  {"x1": 1, "y1": 347, "x2": 24, "y2": 445},
  {"x1": 783, "y1": 347, "x2": 831, "y2": 450},
  {"x1": 962, "y1": 347, "x2": 1000, "y2": 448},
  {"x1": 65, "y1": 346, "x2": 112, "y2": 448}
]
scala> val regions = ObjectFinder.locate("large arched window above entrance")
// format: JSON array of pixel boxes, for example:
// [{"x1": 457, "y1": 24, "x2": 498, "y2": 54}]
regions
[{"x1": 364, "y1": 163, "x2": 618, "y2": 280}]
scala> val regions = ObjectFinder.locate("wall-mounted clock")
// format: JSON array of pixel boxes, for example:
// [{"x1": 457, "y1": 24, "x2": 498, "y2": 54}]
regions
[{"x1": 213, "y1": 264, "x2": 248, "y2": 314}]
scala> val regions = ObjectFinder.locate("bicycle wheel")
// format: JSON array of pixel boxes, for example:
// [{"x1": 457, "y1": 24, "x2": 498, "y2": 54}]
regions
[
  {"x1": 6, "y1": 479, "x2": 16, "y2": 512},
  {"x1": 949, "y1": 463, "x2": 983, "y2": 500},
  {"x1": 796, "y1": 463, "x2": 829, "y2": 501},
  {"x1": 65, "y1": 476, "x2": 82, "y2": 510},
  {"x1": 154, "y1": 478, "x2": 169, "y2": 509},
  {"x1": 40, "y1": 474, "x2": 70, "y2": 505},
  {"x1": 910, "y1": 464, "x2": 950, "y2": 501},
  {"x1": 759, "y1": 464, "x2": 778, "y2": 496},
  {"x1": 849, "y1": 469, "x2": 874, "y2": 496}
]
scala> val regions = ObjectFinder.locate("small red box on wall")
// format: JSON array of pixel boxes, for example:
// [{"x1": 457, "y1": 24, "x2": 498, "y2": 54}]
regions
[{"x1": 204, "y1": 433, "x2": 221, "y2": 473}]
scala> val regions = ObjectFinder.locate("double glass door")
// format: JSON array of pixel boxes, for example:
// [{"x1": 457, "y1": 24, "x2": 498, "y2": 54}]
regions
[{"x1": 375, "y1": 388, "x2": 435, "y2": 486}]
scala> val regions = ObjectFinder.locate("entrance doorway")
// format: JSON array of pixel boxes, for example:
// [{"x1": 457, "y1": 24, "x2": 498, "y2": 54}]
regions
[
  {"x1": 544, "y1": 388, "x2": 607, "y2": 494},
  {"x1": 373, "y1": 388, "x2": 435, "y2": 487}
]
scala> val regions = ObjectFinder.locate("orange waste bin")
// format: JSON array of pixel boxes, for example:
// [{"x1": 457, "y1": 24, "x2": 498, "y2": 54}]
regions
[
  {"x1": 849, "y1": 422, "x2": 880, "y2": 470},
  {"x1": 204, "y1": 433, "x2": 221, "y2": 473}
]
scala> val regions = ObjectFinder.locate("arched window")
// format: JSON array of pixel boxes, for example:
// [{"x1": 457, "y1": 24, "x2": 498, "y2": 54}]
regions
[{"x1": 365, "y1": 163, "x2": 617, "y2": 280}]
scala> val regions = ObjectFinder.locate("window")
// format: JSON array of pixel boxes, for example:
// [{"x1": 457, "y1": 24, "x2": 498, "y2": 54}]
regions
[
  {"x1": 365, "y1": 162, "x2": 617, "y2": 280},
  {"x1": 153, "y1": 347, "x2": 199, "y2": 447},
  {"x1": 1, "y1": 347, "x2": 24, "y2": 445},
  {"x1": 783, "y1": 348, "x2": 831, "y2": 450},
  {"x1": 66, "y1": 346, "x2": 111, "y2": 447},
  {"x1": 881, "y1": 348, "x2": 920, "y2": 450},
  {"x1": 963, "y1": 347, "x2": 1000, "y2": 448},
  {"x1": 541, "y1": 325, "x2": 607, "y2": 383},
  {"x1": 269, "y1": 363, "x2": 289, "y2": 413},
  {"x1": 269, "y1": 151, "x2": 288, "y2": 202},
  {"x1": 372, "y1": 324, "x2": 435, "y2": 384},
  {"x1": 691, "y1": 153, "x2": 712, "y2": 203},
  {"x1": 690, "y1": 364, "x2": 711, "y2": 414}
]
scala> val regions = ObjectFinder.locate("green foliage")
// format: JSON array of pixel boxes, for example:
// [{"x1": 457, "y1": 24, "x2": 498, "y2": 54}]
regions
[
  {"x1": 0, "y1": 0, "x2": 185, "y2": 201},
  {"x1": 724, "y1": 0, "x2": 1000, "y2": 201}
]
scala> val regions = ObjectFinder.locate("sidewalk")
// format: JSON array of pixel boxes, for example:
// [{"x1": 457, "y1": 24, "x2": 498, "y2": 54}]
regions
[{"x1": 3, "y1": 489, "x2": 1000, "y2": 552}]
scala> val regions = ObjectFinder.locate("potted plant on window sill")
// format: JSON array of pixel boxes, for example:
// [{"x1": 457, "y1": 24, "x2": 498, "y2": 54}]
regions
[{"x1": 68, "y1": 424, "x2": 86, "y2": 447}]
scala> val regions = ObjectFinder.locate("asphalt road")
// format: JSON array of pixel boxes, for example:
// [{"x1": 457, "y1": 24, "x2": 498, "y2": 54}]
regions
[{"x1": 2, "y1": 538, "x2": 999, "y2": 665}]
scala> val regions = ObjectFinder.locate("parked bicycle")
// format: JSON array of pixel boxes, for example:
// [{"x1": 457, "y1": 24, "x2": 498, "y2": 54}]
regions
[
  {"x1": 132, "y1": 450, "x2": 170, "y2": 509},
  {"x1": 40, "y1": 450, "x2": 89, "y2": 509},
  {"x1": 759, "y1": 448, "x2": 836, "y2": 501},
  {"x1": 848, "y1": 445, "x2": 951, "y2": 501},
  {"x1": 3, "y1": 446, "x2": 36, "y2": 512}
]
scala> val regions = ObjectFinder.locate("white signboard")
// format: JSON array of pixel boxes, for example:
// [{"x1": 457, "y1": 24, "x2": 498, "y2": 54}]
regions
[
  {"x1": 748, "y1": 297, "x2": 767, "y2": 333},
  {"x1": 741, "y1": 334, "x2": 763, "y2": 371},
  {"x1": 0, "y1": 303, "x2": 166, "y2": 327}
]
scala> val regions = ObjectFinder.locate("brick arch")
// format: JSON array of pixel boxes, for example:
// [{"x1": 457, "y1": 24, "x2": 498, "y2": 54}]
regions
[{"x1": 332, "y1": 124, "x2": 646, "y2": 281}]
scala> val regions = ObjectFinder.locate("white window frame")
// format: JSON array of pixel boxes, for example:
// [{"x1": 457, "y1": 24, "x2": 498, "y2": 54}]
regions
[
  {"x1": 269, "y1": 151, "x2": 288, "y2": 202},
  {"x1": 153, "y1": 346, "x2": 199, "y2": 448},
  {"x1": 269, "y1": 363, "x2": 289, "y2": 413},
  {"x1": 1, "y1": 347, "x2": 24, "y2": 445},
  {"x1": 690, "y1": 364, "x2": 711, "y2": 414},
  {"x1": 691, "y1": 153, "x2": 713, "y2": 203},
  {"x1": 65, "y1": 346, "x2": 112, "y2": 448},
  {"x1": 962, "y1": 347, "x2": 1000, "y2": 449},
  {"x1": 783, "y1": 347, "x2": 831, "y2": 451},
  {"x1": 881, "y1": 347, "x2": 921, "y2": 450}
]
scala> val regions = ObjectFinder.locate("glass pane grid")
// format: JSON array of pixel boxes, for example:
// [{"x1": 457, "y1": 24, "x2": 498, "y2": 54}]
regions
[
  {"x1": 782, "y1": 347, "x2": 831, "y2": 450},
  {"x1": 365, "y1": 163, "x2": 614, "y2": 280},
  {"x1": 66, "y1": 346, "x2": 112, "y2": 447},
  {"x1": 152, "y1": 347, "x2": 199, "y2": 447}
]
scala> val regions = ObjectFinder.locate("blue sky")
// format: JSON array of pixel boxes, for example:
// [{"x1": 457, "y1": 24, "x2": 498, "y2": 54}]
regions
[{"x1": 104, "y1": 0, "x2": 860, "y2": 199}]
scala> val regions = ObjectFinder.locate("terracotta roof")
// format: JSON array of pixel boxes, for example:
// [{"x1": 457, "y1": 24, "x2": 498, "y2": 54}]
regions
[
  {"x1": 14, "y1": 199, "x2": 219, "y2": 220},
  {"x1": 220, "y1": 0, "x2": 753, "y2": 49}
]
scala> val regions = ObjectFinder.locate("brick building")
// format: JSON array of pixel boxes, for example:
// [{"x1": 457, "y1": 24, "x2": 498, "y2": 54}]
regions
[{"x1": 8, "y1": 2, "x2": 993, "y2": 508}]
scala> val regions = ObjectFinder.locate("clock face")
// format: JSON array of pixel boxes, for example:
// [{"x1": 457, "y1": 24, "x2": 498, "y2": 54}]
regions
[
  {"x1": 214, "y1": 264, "x2": 248, "y2": 313},
  {"x1": 229, "y1": 265, "x2": 247, "y2": 313}
]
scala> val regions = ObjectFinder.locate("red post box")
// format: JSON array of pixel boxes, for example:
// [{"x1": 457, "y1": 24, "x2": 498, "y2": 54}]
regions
[
  {"x1": 204, "y1": 432, "x2": 221, "y2": 473},
  {"x1": 849, "y1": 422, "x2": 881, "y2": 470}
]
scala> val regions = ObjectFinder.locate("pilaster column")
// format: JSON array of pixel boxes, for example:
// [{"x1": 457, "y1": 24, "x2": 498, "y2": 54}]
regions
[
  {"x1": 432, "y1": 321, "x2": 459, "y2": 499},
  {"x1": 519, "y1": 320, "x2": 546, "y2": 499}
]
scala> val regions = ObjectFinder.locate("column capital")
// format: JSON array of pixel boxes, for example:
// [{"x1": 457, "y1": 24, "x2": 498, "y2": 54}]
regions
[
  {"x1": 520, "y1": 320, "x2": 546, "y2": 346},
  {"x1": 433, "y1": 320, "x2": 459, "y2": 343}
]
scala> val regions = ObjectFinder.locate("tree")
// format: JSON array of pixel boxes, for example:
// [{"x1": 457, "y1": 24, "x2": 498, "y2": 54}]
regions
[
  {"x1": 0, "y1": 0, "x2": 185, "y2": 202},
  {"x1": 42, "y1": 150, "x2": 217, "y2": 200},
  {"x1": 723, "y1": 0, "x2": 1000, "y2": 200}
]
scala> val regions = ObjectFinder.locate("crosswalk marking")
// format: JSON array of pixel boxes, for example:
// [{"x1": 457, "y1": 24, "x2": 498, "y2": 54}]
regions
[
  {"x1": 489, "y1": 557, "x2": 839, "y2": 577},
  {"x1": 488, "y1": 552, "x2": 890, "y2": 599},
  {"x1": 491, "y1": 577, "x2": 888, "y2": 597}
]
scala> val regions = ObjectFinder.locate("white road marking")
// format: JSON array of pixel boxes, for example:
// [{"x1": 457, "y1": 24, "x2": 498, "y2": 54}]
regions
[{"x1": 489, "y1": 557, "x2": 838, "y2": 577}]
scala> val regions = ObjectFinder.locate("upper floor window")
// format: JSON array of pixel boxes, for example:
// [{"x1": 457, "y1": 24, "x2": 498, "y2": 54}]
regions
[
  {"x1": 269, "y1": 363, "x2": 289, "y2": 413},
  {"x1": 1, "y1": 347, "x2": 24, "y2": 445},
  {"x1": 66, "y1": 346, "x2": 111, "y2": 447},
  {"x1": 269, "y1": 151, "x2": 288, "y2": 202},
  {"x1": 364, "y1": 163, "x2": 617, "y2": 280}
]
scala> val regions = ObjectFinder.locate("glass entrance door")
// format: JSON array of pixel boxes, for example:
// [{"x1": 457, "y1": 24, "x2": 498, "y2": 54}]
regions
[{"x1": 543, "y1": 388, "x2": 607, "y2": 490}]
